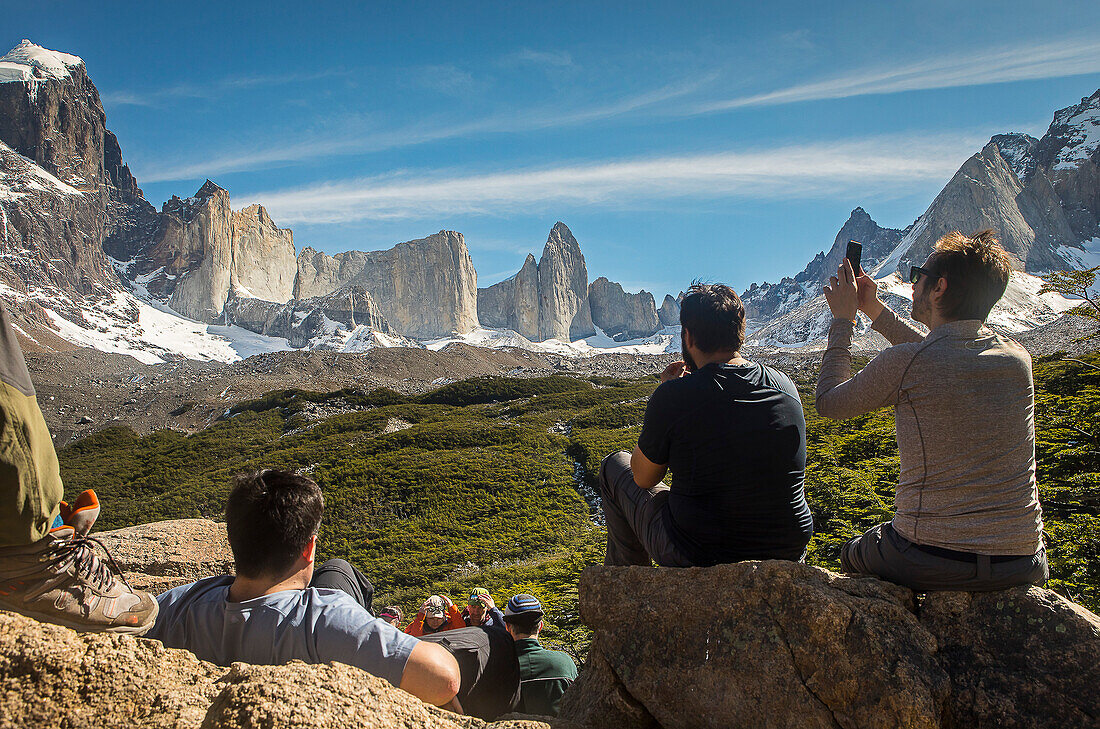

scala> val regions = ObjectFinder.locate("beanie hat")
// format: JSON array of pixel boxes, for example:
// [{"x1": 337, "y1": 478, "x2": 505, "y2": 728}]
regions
[{"x1": 503, "y1": 593, "x2": 544, "y2": 621}]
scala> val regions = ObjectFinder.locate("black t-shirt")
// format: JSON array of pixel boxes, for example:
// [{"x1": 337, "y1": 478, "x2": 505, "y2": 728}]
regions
[{"x1": 637, "y1": 361, "x2": 813, "y2": 565}]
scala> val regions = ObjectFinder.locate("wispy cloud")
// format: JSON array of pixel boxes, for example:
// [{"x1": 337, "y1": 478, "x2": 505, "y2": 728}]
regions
[
  {"x1": 100, "y1": 69, "x2": 346, "y2": 107},
  {"x1": 694, "y1": 37, "x2": 1100, "y2": 112},
  {"x1": 240, "y1": 133, "x2": 982, "y2": 225},
  {"x1": 506, "y1": 49, "x2": 575, "y2": 68},
  {"x1": 405, "y1": 64, "x2": 482, "y2": 96},
  {"x1": 130, "y1": 35, "x2": 1100, "y2": 184},
  {"x1": 136, "y1": 76, "x2": 710, "y2": 183}
]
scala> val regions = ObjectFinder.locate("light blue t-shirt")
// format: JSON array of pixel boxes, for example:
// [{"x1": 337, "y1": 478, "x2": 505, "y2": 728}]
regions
[{"x1": 148, "y1": 576, "x2": 418, "y2": 687}]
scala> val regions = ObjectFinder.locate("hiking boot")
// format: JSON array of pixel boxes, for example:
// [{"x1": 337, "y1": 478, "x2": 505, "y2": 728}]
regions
[{"x1": 0, "y1": 526, "x2": 158, "y2": 635}]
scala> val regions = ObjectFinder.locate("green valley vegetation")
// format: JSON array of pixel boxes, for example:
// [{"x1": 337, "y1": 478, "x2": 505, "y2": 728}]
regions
[{"x1": 58, "y1": 355, "x2": 1100, "y2": 658}]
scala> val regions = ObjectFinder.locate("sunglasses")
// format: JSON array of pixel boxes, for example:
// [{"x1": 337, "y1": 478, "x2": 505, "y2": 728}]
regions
[{"x1": 908, "y1": 266, "x2": 937, "y2": 284}]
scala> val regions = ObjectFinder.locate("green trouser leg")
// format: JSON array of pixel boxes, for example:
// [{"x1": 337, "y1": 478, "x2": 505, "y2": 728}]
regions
[{"x1": 0, "y1": 302, "x2": 62, "y2": 547}]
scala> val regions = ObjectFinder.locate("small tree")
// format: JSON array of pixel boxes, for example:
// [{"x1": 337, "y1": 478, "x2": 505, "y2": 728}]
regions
[{"x1": 1040, "y1": 265, "x2": 1100, "y2": 326}]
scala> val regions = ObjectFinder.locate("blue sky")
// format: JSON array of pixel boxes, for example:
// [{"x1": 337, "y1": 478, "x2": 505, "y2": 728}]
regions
[{"x1": 6, "y1": 0, "x2": 1100, "y2": 299}]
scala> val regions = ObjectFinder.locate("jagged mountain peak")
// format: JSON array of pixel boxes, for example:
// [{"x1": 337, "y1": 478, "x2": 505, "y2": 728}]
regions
[
  {"x1": 195, "y1": 179, "x2": 227, "y2": 198},
  {"x1": 1042, "y1": 89, "x2": 1100, "y2": 172},
  {"x1": 0, "y1": 40, "x2": 84, "y2": 83},
  {"x1": 547, "y1": 221, "x2": 579, "y2": 247},
  {"x1": 991, "y1": 133, "x2": 1039, "y2": 182}
]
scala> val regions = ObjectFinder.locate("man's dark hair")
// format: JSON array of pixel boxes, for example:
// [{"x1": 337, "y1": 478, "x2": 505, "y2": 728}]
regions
[
  {"x1": 226, "y1": 469, "x2": 324, "y2": 578},
  {"x1": 504, "y1": 613, "x2": 542, "y2": 635},
  {"x1": 679, "y1": 283, "x2": 746, "y2": 353},
  {"x1": 927, "y1": 230, "x2": 1014, "y2": 321}
]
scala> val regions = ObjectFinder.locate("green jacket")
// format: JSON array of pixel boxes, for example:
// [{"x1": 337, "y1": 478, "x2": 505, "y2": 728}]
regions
[{"x1": 514, "y1": 637, "x2": 578, "y2": 717}]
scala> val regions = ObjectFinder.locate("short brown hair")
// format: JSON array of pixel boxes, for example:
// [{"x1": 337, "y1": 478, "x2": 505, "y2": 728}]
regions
[
  {"x1": 226, "y1": 469, "x2": 324, "y2": 578},
  {"x1": 927, "y1": 229, "x2": 1014, "y2": 321},
  {"x1": 679, "y1": 283, "x2": 746, "y2": 353}
]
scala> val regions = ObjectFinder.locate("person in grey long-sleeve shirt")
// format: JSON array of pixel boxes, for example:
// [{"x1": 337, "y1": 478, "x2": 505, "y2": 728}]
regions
[{"x1": 817, "y1": 229, "x2": 1047, "y2": 591}]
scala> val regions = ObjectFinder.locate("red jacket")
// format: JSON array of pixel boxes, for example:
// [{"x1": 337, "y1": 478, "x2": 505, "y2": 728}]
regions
[{"x1": 404, "y1": 604, "x2": 464, "y2": 636}]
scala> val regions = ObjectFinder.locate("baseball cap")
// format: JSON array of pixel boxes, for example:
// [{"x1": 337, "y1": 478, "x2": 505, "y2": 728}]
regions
[
  {"x1": 425, "y1": 595, "x2": 446, "y2": 618},
  {"x1": 503, "y1": 593, "x2": 544, "y2": 621},
  {"x1": 468, "y1": 587, "x2": 491, "y2": 605}
]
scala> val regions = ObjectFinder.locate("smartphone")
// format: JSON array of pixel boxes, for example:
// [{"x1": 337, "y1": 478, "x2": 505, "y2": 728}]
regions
[{"x1": 846, "y1": 240, "x2": 863, "y2": 274}]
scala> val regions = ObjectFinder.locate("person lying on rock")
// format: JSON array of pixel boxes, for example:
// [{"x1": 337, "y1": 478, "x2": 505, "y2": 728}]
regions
[
  {"x1": 463, "y1": 588, "x2": 505, "y2": 629},
  {"x1": 599, "y1": 283, "x2": 814, "y2": 567},
  {"x1": 818, "y1": 230, "x2": 1047, "y2": 591},
  {"x1": 0, "y1": 300, "x2": 158, "y2": 635},
  {"x1": 405, "y1": 593, "x2": 465, "y2": 636},
  {"x1": 146, "y1": 469, "x2": 461, "y2": 709},
  {"x1": 502, "y1": 593, "x2": 577, "y2": 717}
]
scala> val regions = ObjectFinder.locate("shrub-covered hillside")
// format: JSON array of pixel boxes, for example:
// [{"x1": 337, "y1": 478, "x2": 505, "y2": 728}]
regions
[{"x1": 59, "y1": 354, "x2": 1100, "y2": 655}]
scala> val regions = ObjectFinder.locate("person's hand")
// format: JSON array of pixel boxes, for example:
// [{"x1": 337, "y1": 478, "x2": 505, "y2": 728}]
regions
[
  {"x1": 440, "y1": 594, "x2": 453, "y2": 608},
  {"x1": 660, "y1": 361, "x2": 687, "y2": 383},
  {"x1": 855, "y1": 271, "x2": 884, "y2": 320},
  {"x1": 478, "y1": 593, "x2": 495, "y2": 609},
  {"x1": 823, "y1": 260, "x2": 859, "y2": 322}
]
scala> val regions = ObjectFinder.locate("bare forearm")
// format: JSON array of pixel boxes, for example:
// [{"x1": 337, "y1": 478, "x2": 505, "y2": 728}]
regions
[{"x1": 630, "y1": 446, "x2": 666, "y2": 489}]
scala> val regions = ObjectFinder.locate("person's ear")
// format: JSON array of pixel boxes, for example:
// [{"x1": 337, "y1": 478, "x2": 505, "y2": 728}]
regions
[
  {"x1": 302, "y1": 534, "x2": 318, "y2": 564},
  {"x1": 930, "y1": 275, "x2": 949, "y2": 305},
  {"x1": 683, "y1": 328, "x2": 695, "y2": 351}
]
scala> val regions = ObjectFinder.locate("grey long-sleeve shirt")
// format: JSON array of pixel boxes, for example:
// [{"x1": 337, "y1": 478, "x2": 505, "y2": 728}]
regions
[{"x1": 815, "y1": 308, "x2": 1043, "y2": 555}]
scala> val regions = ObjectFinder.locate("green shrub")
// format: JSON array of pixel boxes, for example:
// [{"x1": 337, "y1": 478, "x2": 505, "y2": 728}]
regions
[{"x1": 57, "y1": 356, "x2": 1100, "y2": 635}]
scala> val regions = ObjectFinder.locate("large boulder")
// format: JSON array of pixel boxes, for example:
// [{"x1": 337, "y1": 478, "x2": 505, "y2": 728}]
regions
[
  {"x1": 0, "y1": 611, "x2": 551, "y2": 729},
  {"x1": 96, "y1": 518, "x2": 234, "y2": 593},
  {"x1": 560, "y1": 562, "x2": 1100, "y2": 729}
]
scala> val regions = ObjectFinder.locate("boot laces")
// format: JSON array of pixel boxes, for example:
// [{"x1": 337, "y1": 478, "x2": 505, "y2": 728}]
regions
[{"x1": 46, "y1": 534, "x2": 132, "y2": 592}]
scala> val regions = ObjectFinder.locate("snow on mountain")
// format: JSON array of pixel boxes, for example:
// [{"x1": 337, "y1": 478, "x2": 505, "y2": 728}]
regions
[
  {"x1": 0, "y1": 39, "x2": 83, "y2": 85},
  {"x1": 1051, "y1": 96, "x2": 1100, "y2": 171},
  {"x1": 747, "y1": 268, "x2": 1077, "y2": 349},
  {"x1": 426, "y1": 325, "x2": 680, "y2": 357},
  {"x1": 0, "y1": 141, "x2": 83, "y2": 201}
]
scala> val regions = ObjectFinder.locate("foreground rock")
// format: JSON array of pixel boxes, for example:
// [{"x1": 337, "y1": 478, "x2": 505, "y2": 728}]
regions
[
  {"x1": 560, "y1": 561, "x2": 1100, "y2": 729},
  {"x1": 96, "y1": 518, "x2": 234, "y2": 593},
  {"x1": 0, "y1": 611, "x2": 551, "y2": 729}
]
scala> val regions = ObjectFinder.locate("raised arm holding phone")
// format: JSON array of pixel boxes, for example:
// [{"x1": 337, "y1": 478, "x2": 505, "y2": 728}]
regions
[{"x1": 817, "y1": 229, "x2": 1047, "y2": 591}]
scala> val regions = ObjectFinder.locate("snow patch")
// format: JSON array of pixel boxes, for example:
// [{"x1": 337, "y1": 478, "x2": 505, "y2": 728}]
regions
[
  {"x1": 0, "y1": 40, "x2": 83, "y2": 96},
  {"x1": 424, "y1": 325, "x2": 680, "y2": 356},
  {"x1": 873, "y1": 215, "x2": 926, "y2": 276},
  {"x1": 40, "y1": 291, "x2": 294, "y2": 365},
  {"x1": 0, "y1": 142, "x2": 83, "y2": 197},
  {"x1": 1053, "y1": 97, "x2": 1100, "y2": 171}
]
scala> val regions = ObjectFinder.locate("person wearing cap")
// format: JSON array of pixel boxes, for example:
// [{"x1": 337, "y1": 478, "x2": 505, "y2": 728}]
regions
[
  {"x1": 405, "y1": 594, "x2": 465, "y2": 637},
  {"x1": 463, "y1": 588, "x2": 505, "y2": 629},
  {"x1": 378, "y1": 605, "x2": 403, "y2": 628},
  {"x1": 502, "y1": 594, "x2": 577, "y2": 717}
]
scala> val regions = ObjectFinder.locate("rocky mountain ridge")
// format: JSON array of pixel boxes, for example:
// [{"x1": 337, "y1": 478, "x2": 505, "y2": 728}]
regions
[
  {"x1": 0, "y1": 40, "x2": 667, "y2": 356},
  {"x1": 743, "y1": 90, "x2": 1100, "y2": 346},
  {"x1": 2, "y1": 39, "x2": 1099, "y2": 362}
]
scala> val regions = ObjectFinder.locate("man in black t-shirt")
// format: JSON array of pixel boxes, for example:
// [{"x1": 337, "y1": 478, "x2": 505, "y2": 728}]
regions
[{"x1": 599, "y1": 283, "x2": 813, "y2": 567}]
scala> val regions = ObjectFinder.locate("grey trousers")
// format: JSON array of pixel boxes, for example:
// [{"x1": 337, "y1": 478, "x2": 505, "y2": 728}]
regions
[
  {"x1": 841, "y1": 522, "x2": 1048, "y2": 592},
  {"x1": 311, "y1": 558, "x2": 376, "y2": 614},
  {"x1": 598, "y1": 451, "x2": 692, "y2": 567}
]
